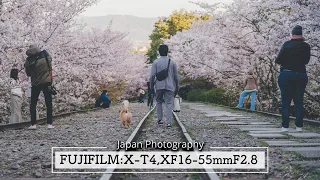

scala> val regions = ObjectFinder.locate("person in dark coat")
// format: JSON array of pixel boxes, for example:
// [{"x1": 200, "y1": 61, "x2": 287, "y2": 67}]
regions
[
  {"x1": 24, "y1": 44, "x2": 54, "y2": 130},
  {"x1": 95, "y1": 90, "x2": 112, "y2": 108},
  {"x1": 276, "y1": 25, "x2": 311, "y2": 132}
]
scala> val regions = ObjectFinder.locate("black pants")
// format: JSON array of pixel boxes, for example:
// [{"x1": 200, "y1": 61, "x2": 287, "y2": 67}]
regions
[{"x1": 30, "y1": 83, "x2": 52, "y2": 125}]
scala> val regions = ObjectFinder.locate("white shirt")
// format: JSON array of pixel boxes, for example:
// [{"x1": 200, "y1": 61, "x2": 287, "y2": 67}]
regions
[{"x1": 9, "y1": 79, "x2": 23, "y2": 97}]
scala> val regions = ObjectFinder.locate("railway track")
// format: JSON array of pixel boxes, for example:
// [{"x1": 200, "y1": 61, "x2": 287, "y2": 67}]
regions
[
  {"x1": 0, "y1": 108, "x2": 100, "y2": 131},
  {"x1": 212, "y1": 103, "x2": 320, "y2": 126},
  {"x1": 2, "y1": 101, "x2": 319, "y2": 179},
  {"x1": 186, "y1": 102, "x2": 320, "y2": 180},
  {"x1": 99, "y1": 106, "x2": 219, "y2": 180}
]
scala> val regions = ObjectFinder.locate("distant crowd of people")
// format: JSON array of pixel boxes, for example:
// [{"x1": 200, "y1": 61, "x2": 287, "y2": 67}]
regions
[{"x1": 2, "y1": 25, "x2": 310, "y2": 132}]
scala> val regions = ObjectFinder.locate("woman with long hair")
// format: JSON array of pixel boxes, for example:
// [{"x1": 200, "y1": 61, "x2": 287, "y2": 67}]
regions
[{"x1": 9, "y1": 68, "x2": 25, "y2": 123}]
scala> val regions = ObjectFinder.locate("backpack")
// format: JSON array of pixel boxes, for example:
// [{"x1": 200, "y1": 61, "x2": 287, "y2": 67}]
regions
[
  {"x1": 155, "y1": 59, "x2": 171, "y2": 81},
  {"x1": 25, "y1": 55, "x2": 41, "y2": 76},
  {"x1": 25, "y1": 50, "x2": 48, "y2": 76}
]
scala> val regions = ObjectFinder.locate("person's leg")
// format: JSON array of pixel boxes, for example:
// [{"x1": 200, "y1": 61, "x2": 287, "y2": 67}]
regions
[
  {"x1": 250, "y1": 91, "x2": 257, "y2": 111},
  {"x1": 278, "y1": 72, "x2": 294, "y2": 128},
  {"x1": 30, "y1": 86, "x2": 41, "y2": 125},
  {"x1": 155, "y1": 90, "x2": 164, "y2": 123},
  {"x1": 293, "y1": 73, "x2": 308, "y2": 128},
  {"x1": 42, "y1": 84, "x2": 53, "y2": 125},
  {"x1": 237, "y1": 91, "x2": 248, "y2": 108},
  {"x1": 16, "y1": 96, "x2": 23, "y2": 123},
  {"x1": 164, "y1": 90, "x2": 174, "y2": 126},
  {"x1": 9, "y1": 95, "x2": 15, "y2": 124}
]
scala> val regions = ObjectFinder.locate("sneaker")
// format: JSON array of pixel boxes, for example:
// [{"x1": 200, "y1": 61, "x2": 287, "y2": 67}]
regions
[
  {"x1": 28, "y1": 125, "x2": 37, "y2": 130},
  {"x1": 48, "y1": 124, "x2": 55, "y2": 129},
  {"x1": 281, "y1": 127, "x2": 289, "y2": 132},
  {"x1": 296, "y1": 127, "x2": 303, "y2": 132},
  {"x1": 158, "y1": 120, "x2": 163, "y2": 125},
  {"x1": 167, "y1": 124, "x2": 171, "y2": 128}
]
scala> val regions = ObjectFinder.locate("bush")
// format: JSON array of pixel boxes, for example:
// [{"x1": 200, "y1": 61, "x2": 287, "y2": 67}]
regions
[
  {"x1": 181, "y1": 77, "x2": 216, "y2": 90},
  {"x1": 187, "y1": 88, "x2": 233, "y2": 106}
]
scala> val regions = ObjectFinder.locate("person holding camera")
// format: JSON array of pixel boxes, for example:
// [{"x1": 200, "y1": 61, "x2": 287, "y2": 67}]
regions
[
  {"x1": 149, "y1": 45, "x2": 179, "y2": 128},
  {"x1": 24, "y1": 44, "x2": 55, "y2": 130}
]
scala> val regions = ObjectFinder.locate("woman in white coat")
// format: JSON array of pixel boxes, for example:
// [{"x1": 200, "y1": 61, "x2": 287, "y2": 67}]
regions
[{"x1": 9, "y1": 68, "x2": 25, "y2": 123}]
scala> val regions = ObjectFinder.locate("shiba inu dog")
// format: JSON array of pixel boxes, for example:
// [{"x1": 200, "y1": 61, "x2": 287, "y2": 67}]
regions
[{"x1": 119, "y1": 100, "x2": 132, "y2": 128}]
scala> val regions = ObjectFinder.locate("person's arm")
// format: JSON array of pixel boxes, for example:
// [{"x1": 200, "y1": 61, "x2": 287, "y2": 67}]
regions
[
  {"x1": 24, "y1": 59, "x2": 30, "y2": 76},
  {"x1": 243, "y1": 77, "x2": 248, "y2": 87},
  {"x1": 104, "y1": 95, "x2": 112, "y2": 103},
  {"x1": 149, "y1": 63, "x2": 156, "y2": 93},
  {"x1": 255, "y1": 76, "x2": 259, "y2": 88},
  {"x1": 304, "y1": 44, "x2": 311, "y2": 65},
  {"x1": 275, "y1": 43, "x2": 287, "y2": 65},
  {"x1": 43, "y1": 50, "x2": 52, "y2": 70}
]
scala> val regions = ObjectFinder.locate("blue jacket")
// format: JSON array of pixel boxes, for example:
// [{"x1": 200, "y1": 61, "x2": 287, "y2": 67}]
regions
[
  {"x1": 100, "y1": 94, "x2": 111, "y2": 104},
  {"x1": 95, "y1": 93, "x2": 111, "y2": 107}
]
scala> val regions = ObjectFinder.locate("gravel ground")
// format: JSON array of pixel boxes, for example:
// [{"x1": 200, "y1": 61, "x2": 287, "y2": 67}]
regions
[
  {"x1": 0, "y1": 103, "x2": 149, "y2": 179},
  {"x1": 111, "y1": 110, "x2": 202, "y2": 180},
  {"x1": 177, "y1": 102, "x2": 301, "y2": 180}
]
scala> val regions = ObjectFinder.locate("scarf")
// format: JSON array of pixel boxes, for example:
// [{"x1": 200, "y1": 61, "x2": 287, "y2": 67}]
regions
[{"x1": 291, "y1": 35, "x2": 304, "y2": 40}]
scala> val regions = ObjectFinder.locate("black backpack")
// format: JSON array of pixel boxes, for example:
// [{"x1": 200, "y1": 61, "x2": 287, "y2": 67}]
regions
[{"x1": 155, "y1": 59, "x2": 171, "y2": 81}]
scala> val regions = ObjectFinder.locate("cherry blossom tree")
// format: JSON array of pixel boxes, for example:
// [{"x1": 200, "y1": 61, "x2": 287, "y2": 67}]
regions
[
  {"x1": 167, "y1": 0, "x2": 320, "y2": 117},
  {"x1": 0, "y1": 0, "x2": 148, "y2": 123}
]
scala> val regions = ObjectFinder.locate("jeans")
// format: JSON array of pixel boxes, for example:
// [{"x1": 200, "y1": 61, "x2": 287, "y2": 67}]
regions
[
  {"x1": 278, "y1": 71, "x2": 308, "y2": 128},
  {"x1": 237, "y1": 90, "x2": 257, "y2": 111},
  {"x1": 155, "y1": 89, "x2": 174, "y2": 124},
  {"x1": 30, "y1": 83, "x2": 53, "y2": 125}
]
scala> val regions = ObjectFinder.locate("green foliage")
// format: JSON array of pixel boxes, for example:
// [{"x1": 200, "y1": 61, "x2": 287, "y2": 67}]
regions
[
  {"x1": 146, "y1": 9, "x2": 211, "y2": 63},
  {"x1": 181, "y1": 77, "x2": 216, "y2": 90},
  {"x1": 187, "y1": 88, "x2": 234, "y2": 106},
  {"x1": 95, "y1": 81, "x2": 127, "y2": 101}
]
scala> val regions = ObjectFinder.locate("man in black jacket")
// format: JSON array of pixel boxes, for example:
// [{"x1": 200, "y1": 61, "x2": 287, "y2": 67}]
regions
[
  {"x1": 276, "y1": 25, "x2": 310, "y2": 132},
  {"x1": 24, "y1": 45, "x2": 54, "y2": 130}
]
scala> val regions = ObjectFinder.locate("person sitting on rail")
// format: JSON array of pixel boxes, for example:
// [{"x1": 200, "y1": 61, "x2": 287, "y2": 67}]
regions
[
  {"x1": 276, "y1": 25, "x2": 310, "y2": 132},
  {"x1": 236, "y1": 70, "x2": 259, "y2": 111},
  {"x1": 95, "y1": 90, "x2": 112, "y2": 108},
  {"x1": 137, "y1": 88, "x2": 146, "y2": 103}
]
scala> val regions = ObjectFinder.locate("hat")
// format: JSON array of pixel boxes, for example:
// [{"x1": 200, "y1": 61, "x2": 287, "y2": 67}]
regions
[{"x1": 292, "y1": 25, "x2": 302, "y2": 35}]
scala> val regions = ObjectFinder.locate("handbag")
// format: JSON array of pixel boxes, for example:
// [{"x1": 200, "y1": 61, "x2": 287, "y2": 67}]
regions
[
  {"x1": 42, "y1": 50, "x2": 58, "y2": 95},
  {"x1": 155, "y1": 59, "x2": 171, "y2": 81}
]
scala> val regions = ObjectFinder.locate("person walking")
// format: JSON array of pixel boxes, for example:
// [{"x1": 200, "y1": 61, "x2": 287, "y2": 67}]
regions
[
  {"x1": 149, "y1": 44, "x2": 179, "y2": 127},
  {"x1": 236, "y1": 70, "x2": 258, "y2": 111},
  {"x1": 8, "y1": 68, "x2": 25, "y2": 124},
  {"x1": 276, "y1": 25, "x2": 310, "y2": 132},
  {"x1": 24, "y1": 44, "x2": 54, "y2": 130}
]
